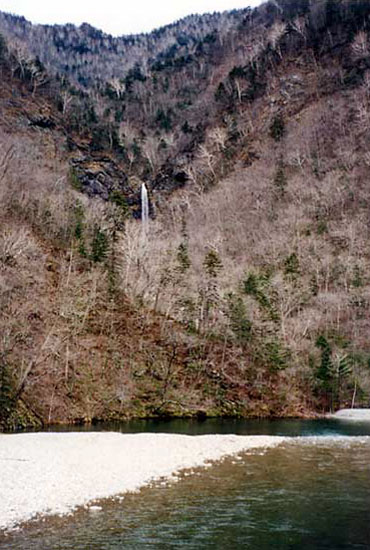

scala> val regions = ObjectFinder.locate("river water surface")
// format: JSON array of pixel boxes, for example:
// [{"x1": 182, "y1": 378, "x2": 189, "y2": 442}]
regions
[{"x1": 1, "y1": 419, "x2": 370, "y2": 549}]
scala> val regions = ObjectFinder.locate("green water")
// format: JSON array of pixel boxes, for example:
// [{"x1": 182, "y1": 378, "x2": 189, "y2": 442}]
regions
[
  {"x1": 25, "y1": 416, "x2": 370, "y2": 437},
  {"x1": 1, "y1": 420, "x2": 370, "y2": 549}
]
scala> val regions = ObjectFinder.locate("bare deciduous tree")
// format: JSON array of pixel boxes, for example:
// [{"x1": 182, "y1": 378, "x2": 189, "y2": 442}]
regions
[{"x1": 351, "y1": 30, "x2": 369, "y2": 59}]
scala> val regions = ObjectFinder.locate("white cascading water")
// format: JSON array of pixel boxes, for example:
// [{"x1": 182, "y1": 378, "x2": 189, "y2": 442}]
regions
[{"x1": 141, "y1": 183, "x2": 149, "y2": 234}]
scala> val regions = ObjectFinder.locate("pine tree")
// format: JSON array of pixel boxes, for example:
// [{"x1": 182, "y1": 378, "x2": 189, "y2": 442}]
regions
[
  {"x1": 90, "y1": 226, "x2": 108, "y2": 263},
  {"x1": 273, "y1": 160, "x2": 287, "y2": 197},
  {"x1": 226, "y1": 293, "x2": 252, "y2": 345},
  {"x1": 0, "y1": 358, "x2": 15, "y2": 427}
]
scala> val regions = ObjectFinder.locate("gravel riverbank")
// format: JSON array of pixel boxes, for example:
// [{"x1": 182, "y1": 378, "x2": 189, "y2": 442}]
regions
[
  {"x1": 0, "y1": 432, "x2": 285, "y2": 531},
  {"x1": 329, "y1": 409, "x2": 370, "y2": 420}
]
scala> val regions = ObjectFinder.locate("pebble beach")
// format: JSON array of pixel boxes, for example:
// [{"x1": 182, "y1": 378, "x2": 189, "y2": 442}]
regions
[{"x1": 0, "y1": 432, "x2": 285, "y2": 531}]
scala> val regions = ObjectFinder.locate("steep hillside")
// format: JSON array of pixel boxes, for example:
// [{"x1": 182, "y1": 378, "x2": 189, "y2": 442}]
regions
[
  {"x1": 1, "y1": 3, "x2": 293, "y2": 190},
  {"x1": 0, "y1": 39, "x2": 309, "y2": 429},
  {"x1": 2, "y1": 0, "x2": 370, "y2": 195},
  {"x1": 2, "y1": 0, "x2": 370, "y2": 429}
]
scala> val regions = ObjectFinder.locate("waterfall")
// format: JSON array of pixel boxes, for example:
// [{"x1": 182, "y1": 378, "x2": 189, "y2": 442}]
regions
[{"x1": 141, "y1": 183, "x2": 149, "y2": 233}]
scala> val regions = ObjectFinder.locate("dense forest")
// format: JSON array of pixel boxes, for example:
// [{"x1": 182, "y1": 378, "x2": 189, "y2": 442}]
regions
[{"x1": 1, "y1": 0, "x2": 370, "y2": 430}]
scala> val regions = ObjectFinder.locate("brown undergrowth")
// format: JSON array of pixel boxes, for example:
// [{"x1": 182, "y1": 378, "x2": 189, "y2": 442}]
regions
[
  {"x1": 3, "y1": 1, "x2": 370, "y2": 427},
  {"x1": 0, "y1": 96, "x2": 309, "y2": 429}
]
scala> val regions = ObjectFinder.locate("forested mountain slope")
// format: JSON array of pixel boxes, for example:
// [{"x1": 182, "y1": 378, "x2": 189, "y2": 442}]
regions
[{"x1": 1, "y1": 0, "x2": 370, "y2": 429}]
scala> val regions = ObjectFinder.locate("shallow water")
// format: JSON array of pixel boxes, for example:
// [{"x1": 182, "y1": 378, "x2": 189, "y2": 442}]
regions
[{"x1": 2, "y1": 421, "x2": 370, "y2": 549}]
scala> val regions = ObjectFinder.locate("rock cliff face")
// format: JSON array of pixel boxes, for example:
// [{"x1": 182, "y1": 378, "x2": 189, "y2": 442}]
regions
[
  {"x1": 70, "y1": 156, "x2": 131, "y2": 201},
  {"x1": 1, "y1": 1, "x2": 370, "y2": 429}
]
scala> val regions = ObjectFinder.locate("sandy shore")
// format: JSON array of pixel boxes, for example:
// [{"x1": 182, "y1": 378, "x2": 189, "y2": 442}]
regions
[
  {"x1": 329, "y1": 409, "x2": 370, "y2": 421},
  {"x1": 0, "y1": 432, "x2": 285, "y2": 531}
]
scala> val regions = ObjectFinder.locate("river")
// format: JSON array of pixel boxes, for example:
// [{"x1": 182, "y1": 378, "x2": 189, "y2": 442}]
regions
[{"x1": 1, "y1": 419, "x2": 369, "y2": 549}]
